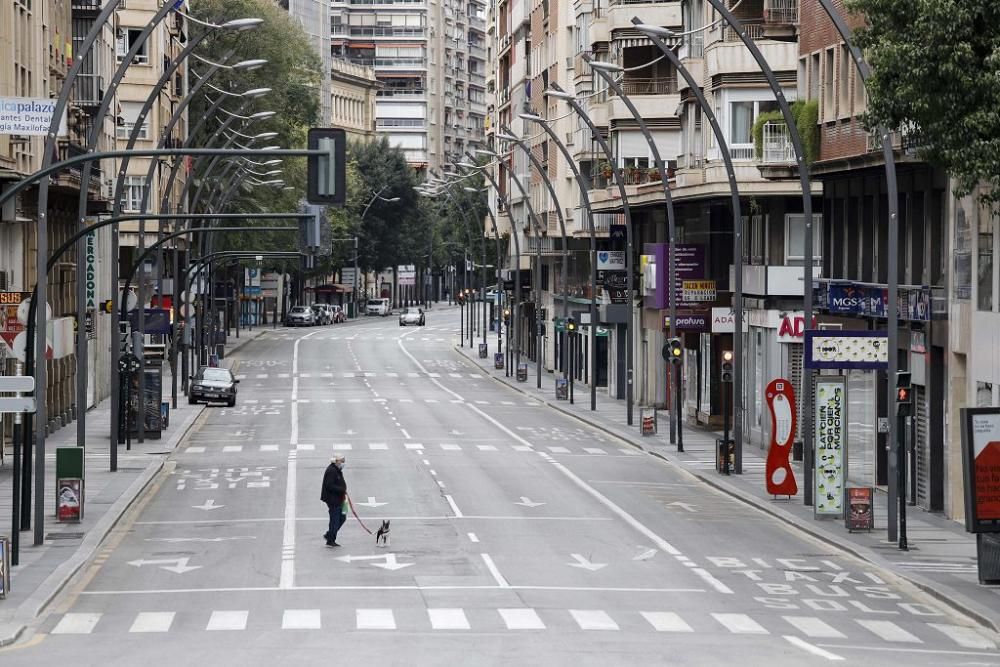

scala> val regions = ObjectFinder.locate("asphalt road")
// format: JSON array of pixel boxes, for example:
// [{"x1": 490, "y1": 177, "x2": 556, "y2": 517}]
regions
[{"x1": 3, "y1": 306, "x2": 998, "y2": 666}]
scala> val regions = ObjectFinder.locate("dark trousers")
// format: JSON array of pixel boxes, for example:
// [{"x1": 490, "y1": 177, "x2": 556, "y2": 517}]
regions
[{"x1": 325, "y1": 503, "x2": 345, "y2": 542}]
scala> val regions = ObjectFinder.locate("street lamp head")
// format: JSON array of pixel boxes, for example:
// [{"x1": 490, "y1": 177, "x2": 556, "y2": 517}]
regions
[
  {"x1": 385, "y1": 197, "x2": 401, "y2": 203},
  {"x1": 242, "y1": 88, "x2": 272, "y2": 98},
  {"x1": 260, "y1": 145, "x2": 282, "y2": 151},
  {"x1": 457, "y1": 161, "x2": 478, "y2": 169},
  {"x1": 518, "y1": 112, "x2": 545, "y2": 123},
  {"x1": 248, "y1": 111, "x2": 276, "y2": 120},
  {"x1": 473, "y1": 148, "x2": 496, "y2": 157},
  {"x1": 220, "y1": 18, "x2": 265, "y2": 31},
  {"x1": 252, "y1": 131, "x2": 279, "y2": 140},
  {"x1": 232, "y1": 59, "x2": 268, "y2": 71},
  {"x1": 544, "y1": 88, "x2": 576, "y2": 101},
  {"x1": 587, "y1": 61, "x2": 624, "y2": 73},
  {"x1": 634, "y1": 23, "x2": 675, "y2": 38},
  {"x1": 463, "y1": 187, "x2": 482, "y2": 193}
]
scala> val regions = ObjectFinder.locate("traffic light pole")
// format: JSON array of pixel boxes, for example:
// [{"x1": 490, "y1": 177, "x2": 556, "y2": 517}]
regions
[{"x1": 898, "y1": 411, "x2": 908, "y2": 550}]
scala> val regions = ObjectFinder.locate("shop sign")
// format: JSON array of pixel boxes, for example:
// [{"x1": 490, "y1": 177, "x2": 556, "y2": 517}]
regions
[
  {"x1": 0, "y1": 292, "x2": 29, "y2": 359},
  {"x1": 398, "y1": 265, "x2": 416, "y2": 286},
  {"x1": 649, "y1": 243, "x2": 706, "y2": 309},
  {"x1": 805, "y1": 330, "x2": 889, "y2": 370},
  {"x1": 0, "y1": 96, "x2": 67, "y2": 136},
  {"x1": 682, "y1": 280, "x2": 716, "y2": 302},
  {"x1": 596, "y1": 251, "x2": 626, "y2": 271},
  {"x1": 85, "y1": 231, "x2": 97, "y2": 311},
  {"x1": 960, "y1": 408, "x2": 1000, "y2": 533},
  {"x1": 826, "y1": 283, "x2": 931, "y2": 322},
  {"x1": 711, "y1": 307, "x2": 735, "y2": 333},
  {"x1": 663, "y1": 311, "x2": 708, "y2": 332},
  {"x1": 776, "y1": 313, "x2": 816, "y2": 343},
  {"x1": 814, "y1": 376, "x2": 846, "y2": 518}
]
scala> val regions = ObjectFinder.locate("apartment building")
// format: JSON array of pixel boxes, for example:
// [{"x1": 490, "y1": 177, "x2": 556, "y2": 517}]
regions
[
  {"x1": 331, "y1": 0, "x2": 488, "y2": 172},
  {"x1": 799, "y1": 0, "x2": 949, "y2": 514},
  {"x1": 0, "y1": 0, "x2": 119, "y2": 431},
  {"x1": 281, "y1": 0, "x2": 333, "y2": 123}
]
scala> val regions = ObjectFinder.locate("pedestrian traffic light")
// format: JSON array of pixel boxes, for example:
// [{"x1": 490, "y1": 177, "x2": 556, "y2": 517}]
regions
[
  {"x1": 566, "y1": 317, "x2": 576, "y2": 334},
  {"x1": 720, "y1": 350, "x2": 734, "y2": 383},
  {"x1": 667, "y1": 337, "x2": 683, "y2": 364},
  {"x1": 307, "y1": 128, "x2": 346, "y2": 206},
  {"x1": 896, "y1": 371, "x2": 913, "y2": 416}
]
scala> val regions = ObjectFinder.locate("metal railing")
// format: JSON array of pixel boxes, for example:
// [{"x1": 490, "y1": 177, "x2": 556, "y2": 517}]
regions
[
  {"x1": 619, "y1": 77, "x2": 678, "y2": 96},
  {"x1": 760, "y1": 121, "x2": 795, "y2": 164},
  {"x1": 71, "y1": 73, "x2": 104, "y2": 106},
  {"x1": 723, "y1": 21, "x2": 765, "y2": 42},
  {"x1": 764, "y1": 0, "x2": 798, "y2": 24},
  {"x1": 609, "y1": 0, "x2": 674, "y2": 5}
]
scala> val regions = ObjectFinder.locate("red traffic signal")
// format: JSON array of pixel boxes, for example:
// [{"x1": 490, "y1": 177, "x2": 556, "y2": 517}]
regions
[{"x1": 896, "y1": 386, "x2": 911, "y2": 403}]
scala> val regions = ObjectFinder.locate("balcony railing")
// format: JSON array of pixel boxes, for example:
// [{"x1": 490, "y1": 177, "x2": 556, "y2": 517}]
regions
[
  {"x1": 723, "y1": 21, "x2": 765, "y2": 42},
  {"x1": 619, "y1": 77, "x2": 678, "y2": 96},
  {"x1": 760, "y1": 121, "x2": 795, "y2": 164},
  {"x1": 72, "y1": 73, "x2": 104, "y2": 107},
  {"x1": 866, "y1": 123, "x2": 922, "y2": 154},
  {"x1": 609, "y1": 0, "x2": 674, "y2": 5},
  {"x1": 764, "y1": 0, "x2": 798, "y2": 24}
]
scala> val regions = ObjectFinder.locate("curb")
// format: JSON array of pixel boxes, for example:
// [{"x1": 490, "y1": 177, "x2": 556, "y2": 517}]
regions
[
  {"x1": 452, "y1": 345, "x2": 1000, "y2": 634},
  {"x1": 0, "y1": 403, "x2": 204, "y2": 647}
]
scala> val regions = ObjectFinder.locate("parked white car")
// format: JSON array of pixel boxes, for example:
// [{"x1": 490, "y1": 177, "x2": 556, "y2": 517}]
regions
[{"x1": 366, "y1": 298, "x2": 391, "y2": 316}]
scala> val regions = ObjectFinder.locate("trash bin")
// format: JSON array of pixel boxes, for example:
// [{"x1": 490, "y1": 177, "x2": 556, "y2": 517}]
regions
[
  {"x1": 478, "y1": 343, "x2": 488, "y2": 359},
  {"x1": 516, "y1": 363, "x2": 528, "y2": 382},
  {"x1": 215, "y1": 343, "x2": 225, "y2": 361}
]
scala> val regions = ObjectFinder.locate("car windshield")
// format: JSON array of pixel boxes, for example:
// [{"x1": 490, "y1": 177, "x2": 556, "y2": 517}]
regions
[
  {"x1": 405, "y1": 308, "x2": 421, "y2": 314},
  {"x1": 367, "y1": 300, "x2": 383, "y2": 306},
  {"x1": 200, "y1": 368, "x2": 231, "y2": 382},
  {"x1": 291, "y1": 307, "x2": 308, "y2": 314}
]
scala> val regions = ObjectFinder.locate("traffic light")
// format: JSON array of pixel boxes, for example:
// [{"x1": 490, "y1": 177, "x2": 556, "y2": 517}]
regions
[
  {"x1": 896, "y1": 371, "x2": 913, "y2": 416},
  {"x1": 720, "y1": 350, "x2": 734, "y2": 383},
  {"x1": 566, "y1": 317, "x2": 577, "y2": 334},
  {"x1": 306, "y1": 128, "x2": 346, "y2": 206},
  {"x1": 502, "y1": 308, "x2": 510, "y2": 322},
  {"x1": 667, "y1": 337, "x2": 683, "y2": 364}
]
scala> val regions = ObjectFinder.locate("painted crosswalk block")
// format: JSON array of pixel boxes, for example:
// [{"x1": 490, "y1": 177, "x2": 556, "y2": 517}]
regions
[
  {"x1": 177, "y1": 442, "x2": 638, "y2": 457},
  {"x1": 40, "y1": 607, "x2": 1000, "y2": 646},
  {"x1": 235, "y1": 371, "x2": 483, "y2": 381}
]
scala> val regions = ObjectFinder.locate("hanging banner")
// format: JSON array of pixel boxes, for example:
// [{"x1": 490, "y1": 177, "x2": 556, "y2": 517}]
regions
[
  {"x1": 765, "y1": 378, "x2": 798, "y2": 496},
  {"x1": 0, "y1": 96, "x2": 68, "y2": 136},
  {"x1": 961, "y1": 408, "x2": 1000, "y2": 533},
  {"x1": 814, "y1": 376, "x2": 846, "y2": 517}
]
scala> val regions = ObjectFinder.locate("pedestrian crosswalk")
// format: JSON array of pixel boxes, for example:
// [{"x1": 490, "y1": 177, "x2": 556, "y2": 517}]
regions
[
  {"x1": 229, "y1": 397, "x2": 540, "y2": 408},
  {"x1": 233, "y1": 371, "x2": 486, "y2": 380},
  {"x1": 180, "y1": 442, "x2": 643, "y2": 457},
  {"x1": 46, "y1": 608, "x2": 997, "y2": 648},
  {"x1": 264, "y1": 335, "x2": 451, "y2": 342}
]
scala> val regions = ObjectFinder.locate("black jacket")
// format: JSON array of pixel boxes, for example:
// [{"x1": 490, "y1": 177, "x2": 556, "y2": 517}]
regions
[{"x1": 321, "y1": 463, "x2": 347, "y2": 505}]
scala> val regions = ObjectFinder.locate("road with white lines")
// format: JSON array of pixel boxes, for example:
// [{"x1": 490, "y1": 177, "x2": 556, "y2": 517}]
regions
[{"x1": 3, "y1": 307, "x2": 997, "y2": 665}]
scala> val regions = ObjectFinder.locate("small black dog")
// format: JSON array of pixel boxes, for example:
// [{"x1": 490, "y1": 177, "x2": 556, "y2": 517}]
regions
[{"x1": 375, "y1": 520, "x2": 390, "y2": 547}]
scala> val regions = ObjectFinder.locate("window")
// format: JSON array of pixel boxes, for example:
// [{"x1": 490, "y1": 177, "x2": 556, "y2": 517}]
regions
[
  {"x1": 730, "y1": 101, "x2": 753, "y2": 145},
  {"x1": 785, "y1": 214, "x2": 823, "y2": 265},
  {"x1": 121, "y1": 177, "x2": 147, "y2": 212},
  {"x1": 978, "y1": 217, "x2": 994, "y2": 311},
  {"x1": 116, "y1": 28, "x2": 149, "y2": 65},
  {"x1": 117, "y1": 101, "x2": 149, "y2": 140}
]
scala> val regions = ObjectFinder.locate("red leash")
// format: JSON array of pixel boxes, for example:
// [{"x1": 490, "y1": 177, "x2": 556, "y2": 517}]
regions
[{"x1": 346, "y1": 492, "x2": 374, "y2": 535}]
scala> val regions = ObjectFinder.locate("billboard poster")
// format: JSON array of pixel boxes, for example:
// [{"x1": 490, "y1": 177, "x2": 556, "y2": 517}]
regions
[
  {"x1": 765, "y1": 379, "x2": 798, "y2": 496},
  {"x1": 398, "y1": 265, "x2": 416, "y2": 286},
  {"x1": 814, "y1": 376, "x2": 846, "y2": 517},
  {"x1": 649, "y1": 243, "x2": 707, "y2": 309},
  {"x1": 805, "y1": 330, "x2": 889, "y2": 370},
  {"x1": 57, "y1": 478, "x2": 83, "y2": 522},
  {"x1": 961, "y1": 408, "x2": 1000, "y2": 533}
]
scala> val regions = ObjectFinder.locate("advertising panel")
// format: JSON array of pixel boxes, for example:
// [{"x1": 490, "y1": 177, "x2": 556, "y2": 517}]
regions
[
  {"x1": 398, "y1": 265, "x2": 416, "y2": 286},
  {"x1": 765, "y1": 379, "x2": 798, "y2": 496},
  {"x1": 0, "y1": 96, "x2": 67, "y2": 135},
  {"x1": 804, "y1": 330, "x2": 889, "y2": 370},
  {"x1": 814, "y1": 376, "x2": 847, "y2": 517},
  {"x1": 961, "y1": 408, "x2": 1000, "y2": 533},
  {"x1": 681, "y1": 280, "x2": 717, "y2": 302},
  {"x1": 596, "y1": 251, "x2": 626, "y2": 271}
]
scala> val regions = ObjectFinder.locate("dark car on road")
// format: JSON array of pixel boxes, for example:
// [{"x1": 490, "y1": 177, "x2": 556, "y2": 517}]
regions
[{"x1": 188, "y1": 367, "x2": 239, "y2": 406}]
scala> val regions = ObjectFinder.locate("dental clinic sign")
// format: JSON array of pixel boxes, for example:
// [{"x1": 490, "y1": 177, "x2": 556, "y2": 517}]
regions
[{"x1": 0, "y1": 97, "x2": 67, "y2": 136}]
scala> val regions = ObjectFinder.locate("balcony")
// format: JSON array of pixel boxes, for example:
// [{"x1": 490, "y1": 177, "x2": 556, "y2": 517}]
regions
[
  {"x1": 619, "y1": 77, "x2": 677, "y2": 96},
  {"x1": 71, "y1": 0, "x2": 102, "y2": 15},
  {"x1": 347, "y1": 26, "x2": 427, "y2": 38},
  {"x1": 72, "y1": 73, "x2": 104, "y2": 108},
  {"x1": 706, "y1": 38, "x2": 797, "y2": 78},
  {"x1": 759, "y1": 121, "x2": 795, "y2": 164},
  {"x1": 607, "y1": 0, "x2": 681, "y2": 34},
  {"x1": 764, "y1": 0, "x2": 798, "y2": 24},
  {"x1": 731, "y1": 264, "x2": 822, "y2": 297}
]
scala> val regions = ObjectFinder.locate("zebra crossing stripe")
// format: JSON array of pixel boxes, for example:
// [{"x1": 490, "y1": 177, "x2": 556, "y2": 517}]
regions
[
  {"x1": 129, "y1": 612, "x2": 174, "y2": 633},
  {"x1": 927, "y1": 623, "x2": 995, "y2": 649},
  {"x1": 570, "y1": 610, "x2": 618, "y2": 631},
  {"x1": 857, "y1": 620, "x2": 921, "y2": 643},
  {"x1": 783, "y1": 616, "x2": 845, "y2": 639},
  {"x1": 282, "y1": 609, "x2": 321, "y2": 630},
  {"x1": 206, "y1": 610, "x2": 248, "y2": 631},
  {"x1": 51, "y1": 613, "x2": 101, "y2": 634},
  {"x1": 712, "y1": 613, "x2": 768, "y2": 634},
  {"x1": 499, "y1": 608, "x2": 545, "y2": 630},
  {"x1": 641, "y1": 611, "x2": 693, "y2": 633},
  {"x1": 428, "y1": 608, "x2": 470, "y2": 630}
]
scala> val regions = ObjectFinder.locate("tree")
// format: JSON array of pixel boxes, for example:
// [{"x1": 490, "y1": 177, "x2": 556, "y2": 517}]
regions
[{"x1": 851, "y1": 0, "x2": 1000, "y2": 202}]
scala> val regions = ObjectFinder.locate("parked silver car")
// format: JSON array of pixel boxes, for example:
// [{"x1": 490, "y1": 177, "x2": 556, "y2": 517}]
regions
[
  {"x1": 399, "y1": 306, "x2": 425, "y2": 327},
  {"x1": 286, "y1": 306, "x2": 315, "y2": 327}
]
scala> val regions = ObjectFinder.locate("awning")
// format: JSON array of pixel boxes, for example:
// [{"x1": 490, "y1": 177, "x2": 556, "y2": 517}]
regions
[{"x1": 307, "y1": 283, "x2": 353, "y2": 294}]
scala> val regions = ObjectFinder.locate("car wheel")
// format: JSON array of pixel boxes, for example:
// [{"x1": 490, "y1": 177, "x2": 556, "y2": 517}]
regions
[
  {"x1": 227, "y1": 397, "x2": 236, "y2": 407},
  {"x1": 188, "y1": 396, "x2": 197, "y2": 405}
]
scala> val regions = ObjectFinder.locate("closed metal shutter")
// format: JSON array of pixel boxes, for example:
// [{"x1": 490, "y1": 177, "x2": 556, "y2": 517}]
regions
[
  {"x1": 787, "y1": 344, "x2": 804, "y2": 442},
  {"x1": 914, "y1": 385, "x2": 930, "y2": 509}
]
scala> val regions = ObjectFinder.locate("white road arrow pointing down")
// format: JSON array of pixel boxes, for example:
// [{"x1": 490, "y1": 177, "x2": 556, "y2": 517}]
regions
[
  {"x1": 567, "y1": 554, "x2": 608, "y2": 571},
  {"x1": 514, "y1": 496, "x2": 545, "y2": 508},
  {"x1": 127, "y1": 557, "x2": 202, "y2": 574},
  {"x1": 192, "y1": 499, "x2": 224, "y2": 511},
  {"x1": 355, "y1": 496, "x2": 388, "y2": 508}
]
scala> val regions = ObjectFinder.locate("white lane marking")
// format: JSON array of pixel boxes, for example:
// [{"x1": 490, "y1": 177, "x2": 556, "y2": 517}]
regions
[
  {"x1": 356, "y1": 609, "x2": 395, "y2": 630},
  {"x1": 467, "y1": 532, "x2": 479, "y2": 543},
  {"x1": 51, "y1": 613, "x2": 101, "y2": 634},
  {"x1": 368, "y1": 443, "x2": 388, "y2": 450},
  {"x1": 187, "y1": 446, "x2": 206, "y2": 454},
  {"x1": 282, "y1": 609, "x2": 321, "y2": 629},
  {"x1": 404, "y1": 443, "x2": 423, "y2": 450},
  {"x1": 430, "y1": 470, "x2": 437, "y2": 476},
  {"x1": 548, "y1": 446, "x2": 571, "y2": 454},
  {"x1": 499, "y1": 608, "x2": 545, "y2": 630},
  {"x1": 332, "y1": 444, "x2": 352, "y2": 450},
  {"x1": 784, "y1": 636, "x2": 845, "y2": 661},
  {"x1": 440, "y1": 444, "x2": 461, "y2": 451},
  {"x1": 428, "y1": 608, "x2": 470, "y2": 630},
  {"x1": 464, "y1": 404, "x2": 731, "y2": 592},
  {"x1": 222, "y1": 445, "x2": 242, "y2": 453},
  {"x1": 477, "y1": 445, "x2": 498, "y2": 451},
  {"x1": 129, "y1": 612, "x2": 175, "y2": 633},
  {"x1": 512, "y1": 445, "x2": 533, "y2": 452},
  {"x1": 400, "y1": 429, "x2": 412, "y2": 439},
  {"x1": 206, "y1": 610, "x2": 248, "y2": 631},
  {"x1": 425, "y1": 399, "x2": 438, "y2": 404},
  {"x1": 783, "y1": 616, "x2": 845, "y2": 639},
  {"x1": 445, "y1": 494, "x2": 463, "y2": 517},
  {"x1": 280, "y1": 450, "x2": 297, "y2": 589},
  {"x1": 641, "y1": 611, "x2": 693, "y2": 632},
  {"x1": 481, "y1": 554, "x2": 510, "y2": 588},
  {"x1": 857, "y1": 620, "x2": 922, "y2": 643},
  {"x1": 583, "y1": 447, "x2": 607, "y2": 455},
  {"x1": 712, "y1": 613, "x2": 768, "y2": 634},
  {"x1": 296, "y1": 444, "x2": 315, "y2": 451},
  {"x1": 570, "y1": 610, "x2": 619, "y2": 631},
  {"x1": 928, "y1": 623, "x2": 996, "y2": 649},
  {"x1": 449, "y1": 373, "x2": 462, "y2": 378},
  {"x1": 260, "y1": 445, "x2": 279, "y2": 452}
]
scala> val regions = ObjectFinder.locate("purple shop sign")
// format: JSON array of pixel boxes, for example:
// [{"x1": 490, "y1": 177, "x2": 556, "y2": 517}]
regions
[{"x1": 649, "y1": 243, "x2": 706, "y2": 310}]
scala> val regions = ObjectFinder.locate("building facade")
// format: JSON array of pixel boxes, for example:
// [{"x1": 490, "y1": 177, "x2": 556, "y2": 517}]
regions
[{"x1": 331, "y1": 58, "x2": 379, "y2": 142}]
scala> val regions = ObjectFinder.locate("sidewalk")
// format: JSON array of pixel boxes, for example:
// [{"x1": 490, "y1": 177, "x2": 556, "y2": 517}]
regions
[
  {"x1": 0, "y1": 327, "x2": 266, "y2": 646},
  {"x1": 455, "y1": 344, "x2": 1000, "y2": 633}
]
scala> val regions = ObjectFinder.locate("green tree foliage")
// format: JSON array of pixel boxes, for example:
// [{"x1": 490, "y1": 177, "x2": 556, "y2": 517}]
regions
[
  {"x1": 750, "y1": 100, "x2": 818, "y2": 164},
  {"x1": 850, "y1": 0, "x2": 1000, "y2": 201}
]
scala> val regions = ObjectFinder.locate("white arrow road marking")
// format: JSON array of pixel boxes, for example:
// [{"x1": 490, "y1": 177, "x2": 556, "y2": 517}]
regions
[
  {"x1": 192, "y1": 499, "x2": 224, "y2": 511},
  {"x1": 567, "y1": 554, "x2": 608, "y2": 571},
  {"x1": 514, "y1": 496, "x2": 545, "y2": 508},
  {"x1": 335, "y1": 553, "x2": 414, "y2": 570},
  {"x1": 127, "y1": 557, "x2": 202, "y2": 574},
  {"x1": 355, "y1": 496, "x2": 388, "y2": 508},
  {"x1": 667, "y1": 502, "x2": 698, "y2": 512},
  {"x1": 632, "y1": 548, "x2": 658, "y2": 561}
]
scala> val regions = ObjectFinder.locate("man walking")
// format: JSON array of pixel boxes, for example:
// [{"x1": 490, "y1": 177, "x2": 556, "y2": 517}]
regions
[{"x1": 321, "y1": 455, "x2": 347, "y2": 547}]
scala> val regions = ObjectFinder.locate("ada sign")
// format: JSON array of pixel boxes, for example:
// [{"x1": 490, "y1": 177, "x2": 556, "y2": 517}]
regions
[
  {"x1": 711, "y1": 307, "x2": 734, "y2": 333},
  {"x1": 596, "y1": 251, "x2": 626, "y2": 271}
]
